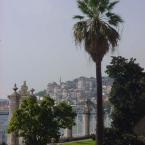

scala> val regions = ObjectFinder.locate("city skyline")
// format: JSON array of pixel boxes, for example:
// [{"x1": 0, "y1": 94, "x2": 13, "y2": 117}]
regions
[{"x1": 0, "y1": 0, "x2": 145, "y2": 97}]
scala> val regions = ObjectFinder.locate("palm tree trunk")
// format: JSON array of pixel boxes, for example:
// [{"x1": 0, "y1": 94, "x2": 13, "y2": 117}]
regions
[{"x1": 96, "y1": 60, "x2": 104, "y2": 145}]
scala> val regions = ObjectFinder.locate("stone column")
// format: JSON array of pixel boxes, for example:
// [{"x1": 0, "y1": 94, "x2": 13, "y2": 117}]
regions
[
  {"x1": 83, "y1": 101, "x2": 90, "y2": 136},
  {"x1": 83, "y1": 112, "x2": 90, "y2": 136},
  {"x1": 19, "y1": 81, "x2": 30, "y2": 103},
  {"x1": 76, "y1": 114, "x2": 79, "y2": 136},
  {"x1": 64, "y1": 128, "x2": 72, "y2": 138},
  {"x1": 7, "y1": 84, "x2": 20, "y2": 145},
  {"x1": 64, "y1": 100, "x2": 72, "y2": 139},
  {"x1": 19, "y1": 81, "x2": 30, "y2": 145}
]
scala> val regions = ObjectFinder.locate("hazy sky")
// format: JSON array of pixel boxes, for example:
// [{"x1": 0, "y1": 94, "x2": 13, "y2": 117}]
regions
[{"x1": 0, "y1": 0, "x2": 145, "y2": 97}]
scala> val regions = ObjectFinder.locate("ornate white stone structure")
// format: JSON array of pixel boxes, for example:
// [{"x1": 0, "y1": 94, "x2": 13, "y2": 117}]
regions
[
  {"x1": 7, "y1": 79, "x2": 112, "y2": 144},
  {"x1": 7, "y1": 84, "x2": 20, "y2": 145},
  {"x1": 7, "y1": 82, "x2": 36, "y2": 145}
]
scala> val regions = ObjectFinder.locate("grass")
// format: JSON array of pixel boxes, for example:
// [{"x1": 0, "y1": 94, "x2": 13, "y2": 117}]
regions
[{"x1": 61, "y1": 139, "x2": 96, "y2": 145}]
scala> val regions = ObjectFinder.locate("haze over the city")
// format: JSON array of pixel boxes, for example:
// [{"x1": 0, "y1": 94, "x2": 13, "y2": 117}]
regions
[{"x1": 0, "y1": 0, "x2": 145, "y2": 97}]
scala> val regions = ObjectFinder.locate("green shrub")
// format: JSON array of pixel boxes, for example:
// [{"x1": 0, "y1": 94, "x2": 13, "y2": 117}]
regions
[
  {"x1": 103, "y1": 128, "x2": 122, "y2": 145},
  {"x1": 1, "y1": 143, "x2": 7, "y2": 145},
  {"x1": 122, "y1": 133, "x2": 145, "y2": 145},
  {"x1": 90, "y1": 133, "x2": 95, "y2": 140},
  {"x1": 103, "y1": 128, "x2": 145, "y2": 145}
]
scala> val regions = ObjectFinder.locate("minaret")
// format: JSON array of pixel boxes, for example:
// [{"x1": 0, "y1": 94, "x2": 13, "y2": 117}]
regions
[{"x1": 7, "y1": 84, "x2": 20, "y2": 145}]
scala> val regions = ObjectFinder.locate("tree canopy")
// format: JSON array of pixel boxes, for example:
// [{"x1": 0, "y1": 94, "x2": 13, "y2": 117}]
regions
[
  {"x1": 8, "y1": 96, "x2": 76, "y2": 145},
  {"x1": 73, "y1": 0, "x2": 123, "y2": 62},
  {"x1": 106, "y1": 56, "x2": 145, "y2": 133}
]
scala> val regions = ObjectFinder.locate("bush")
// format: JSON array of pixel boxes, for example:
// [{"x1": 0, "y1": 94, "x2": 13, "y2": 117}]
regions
[
  {"x1": 122, "y1": 133, "x2": 145, "y2": 145},
  {"x1": 103, "y1": 128, "x2": 122, "y2": 145},
  {"x1": 90, "y1": 133, "x2": 95, "y2": 140},
  {"x1": 103, "y1": 128, "x2": 145, "y2": 145},
  {"x1": 1, "y1": 143, "x2": 7, "y2": 145}
]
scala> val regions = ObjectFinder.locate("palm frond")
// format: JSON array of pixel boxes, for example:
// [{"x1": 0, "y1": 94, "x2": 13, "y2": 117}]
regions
[
  {"x1": 107, "y1": 27, "x2": 120, "y2": 49},
  {"x1": 77, "y1": 0, "x2": 94, "y2": 18},
  {"x1": 100, "y1": 22, "x2": 120, "y2": 49},
  {"x1": 108, "y1": 1, "x2": 119, "y2": 10},
  {"x1": 89, "y1": 0, "x2": 97, "y2": 7},
  {"x1": 73, "y1": 15, "x2": 84, "y2": 20},
  {"x1": 73, "y1": 20, "x2": 87, "y2": 45},
  {"x1": 107, "y1": 13, "x2": 123, "y2": 26},
  {"x1": 98, "y1": 0, "x2": 109, "y2": 13}
]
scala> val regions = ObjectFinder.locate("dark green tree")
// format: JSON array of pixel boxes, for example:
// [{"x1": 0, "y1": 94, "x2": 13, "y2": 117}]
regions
[
  {"x1": 73, "y1": 1, "x2": 123, "y2": 144},
  {"x1": 8, "y1": 96, "x2": 76, "y2": 145},
  {"x1": 106, "y1": 56, "x2": 145, "y2": 134}
]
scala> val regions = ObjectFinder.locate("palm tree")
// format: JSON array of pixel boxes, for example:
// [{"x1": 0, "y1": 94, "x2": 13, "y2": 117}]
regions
[{"x1": 73, "y1": 0, "x2": 123, "y2": 145}]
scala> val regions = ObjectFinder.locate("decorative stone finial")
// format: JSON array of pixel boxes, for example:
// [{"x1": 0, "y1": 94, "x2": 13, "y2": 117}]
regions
[
  {"x1": 30, "y1": 88, "x2": 37, "y2": 100},
  {"x1": 13, "y1": 84, "x2": 18, "y2": 92},
  {"x1": 19, "y1": 81, "x2": 29, "y2": 96},
  {"x1": 30, "y1": 88, "x2": 35, "y2": 95}
]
